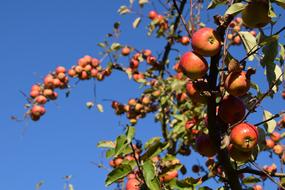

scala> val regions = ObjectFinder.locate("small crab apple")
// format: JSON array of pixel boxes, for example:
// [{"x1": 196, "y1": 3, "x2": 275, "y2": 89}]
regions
[
  {"x1": 121, "y1": 46, "x2": 131, "y2": 56},
  {"x1": 233, "y1": 36, "x2": 241, "y2": 45},
  {"x1": 225, "y1": 71, "x2": 251, "y2": 97},
  {"x1": 55, "y1": 66, "x2": 66, "y2": 74},
  {"x1": 282, "y1": 90, "x2": 285, "y2": 99},
  {"x1": 191, "y1": 27, "x2": 221, "y2": 56},
  {"x1": 195, "y1": 134, "x2": 217, "y2": 157},
  {"x1": 179, "y1": 51, "x2": 208, "y2": 80},
  {"x1": 142, "y1": 49, "x2": 152, "y2": 58},
  {"x1": 186, "y1": 81, "x2": 207, "y2": 104},
  {"x1": 230, "y1": 123, "x2": 258, "y2": 152},
  {"x1": 126, "y1": 178, "x2": 141, "y2": 190},
  {"x1": 270, "y1": 131, "x2": 281, "y2": 142},
  {"x1": 160, "y1": 170, "x2": 178, "y2": 182},
  {"x1": 218, "y1": 95, "x2": 245, "y2": 125},
  {"x1": 180, "y1": 36, "x2": 190, "y2": 45},
  {"x1": 35, "y1": 95, "x2": 47, "y2": 104},
  {"x1": 265, "y1": 139, "x2": 275, "y2": 149},
  {"x1": 31, "y1": 105, "x2": 46, "y2": 116},
  {"x1": 273, "y1": 144, "x2": 283, "y2": 155},
  {"x1": 148, "y1": 10, "x2": 157, "y2": 20},
  {"x1": 253, "y1": 184, "x2": 263, "y2": 190}
]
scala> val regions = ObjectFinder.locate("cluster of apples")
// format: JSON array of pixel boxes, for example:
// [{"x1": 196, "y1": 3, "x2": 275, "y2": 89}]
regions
[
  {"x1": 176, "y1": 26, "x2": 260, "y2": 162},
  {"x1": 67, "y1": 55, "x2": 111, "y2": 81},
  {"x1": 28, "y1": 66, "x2": 68, "y2": 121},
  {"x1": 111, "y1": 95, "x2": 157, "y2": 125},
  {"x1": 227, "y1": 17, "x2": 257, "y2": 45},
  {"x1": 27, "y1": 55, "x2": 113, "y2": 121},
  {"x1": 148, "y1": 10, "x2": 169, "y2": 32}
]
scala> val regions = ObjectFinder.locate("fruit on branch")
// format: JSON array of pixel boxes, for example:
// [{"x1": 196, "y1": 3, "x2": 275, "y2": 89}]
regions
[
  {"x1": 230, "y1": 123, "x2": 258, "y2": 152},
  {"x1": 121, "y1": 46, "x2": 131, "y2": 56},
  {"x1": 218, "y1": 95, "x2": 245, "y2": 125},
  {"x1": 191, "y1": 27, "x2": 221, "y2": 57},
  {"x1": 195, "y1": 134, "x2": 217, "y2": 157},
  {"x1": 253, "y1": 184, "x2": 263, "y2": 190},
  {"x1": 241, "y1": 0, "x2": 271, "y2": 28},
  {"x1": 227, "y1": 59, "x2": 243, "y2": 73},
  {"x1": 186, "y1": 81, "x2": 207, "y2": 104},
  {"x1": 160, "y1": 170, "x2": 178, "y2": 182},
  {"x1": 179, "y1": 52, "x2": 208, "y2": 80},
  {"x1": 273, "y1": 144, "x2": 283, "y2": 155},
  {"x1": 148, "y1": 10, "x2": 158, "y2": 20},
  {"x1": 270, "y1": 131, "x2": 281, "y2": 142},
  {"x1": 192, "y1": 165, "x2": 200, "y2": 173},
  {"x1": 265, "y1": 139, "x2": 275, "y2": 149},
  {"x1": 228, "y1": 144, "x2": 252, "y2": 162},
  {"x1": 126, "y1": 178, "x2": 141, "y2": 190},
  {"x1": 185, "y1": 118, "x2": 198, "y2": 132},
  {"x1": 180, "y1": 36, "x2": 190, "y2": 45},
  {"x1": 225, "y1": 71, "x2": 252, "y2": 97},
  {"x1": 282, "y1": 90, "x2": 285, "y2": 99}
]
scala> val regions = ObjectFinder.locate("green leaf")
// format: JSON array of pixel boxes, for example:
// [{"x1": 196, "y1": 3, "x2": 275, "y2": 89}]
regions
[
  {"x1": 264, "y1": 63, "x2": 282, "y2": 93},
  {"x1": 242, "y1": 176, "x2": 261, "y2": 184},
  {"x1": 171, "y1": 79, "x2": 186, "y2": 93},
  {"x1": 141, "y1": 141, "x2": 169, "y2": 161},
  {"x1": 110, "y1": 43, "x2": 121, "y2": 51},
  {"x1": 97, "y1": 141, "x2": 116, "y2": 148},
  {"x1": 263, "y1": 110, "x2": 277, "y2": 133},
  {"x1": 105, "y1": 164, "x2": 132, "y2": 186},
  {"x1": 259, "y1": 35, "x2": 279, "y2": 47},
  {"x1": 199, "y1": 187, "x2": 213, "y2": 190},
  {"x1": 114, "y1": 135, "x2": 128, "y2": 157},
  {"x1": 225, "y1": 3, "x2": 247, "y2": 15},
  {"x1": 96, "y1": 104, "x2": 104, "y2": 112},
  {"x1": 97, "y1": 42, "x2": 106, "y2": 48},
  {"x1": 142, "y1": 160, "x2": 161, "y2": 190},
  {"x1": 260, "y1": 36, "x2": 279, "y2": 67},
  {"x1": 273, "y1": 0, "x2": 285, "y2": 8},
  {"x1": 238, "y1": 31, "x2": 258, "y2": 61},
  {"x1": 106, "y1": 148, "x2": 115, "y2": 158},
  {"x1": 256, "y1": 127, "x2": 266, "y2": 151},
  {"x1": 279, "y1": 43, "x2": 285, "y2": 65},
  {"x1": 35, "y1": 180, "x2": 44, "y2": 190},
  {"x1": 133, "y1": 17, "x2": 141, "y2": 29},
  {"x1": 126, "y1": 126, "x2": 135, "y2": 143},
  {"x1": 144, "y1": 137, "x2": 161, "y2": 149},
  {"x1": 117, "y1": 5, "x2": 130, "y2": 15},
  {"x1": 68, "y1": 184, "x2": 74, "y2": 190},
  {"x1": 207, "y1": 0, "x2": 227, "y2": 9}
]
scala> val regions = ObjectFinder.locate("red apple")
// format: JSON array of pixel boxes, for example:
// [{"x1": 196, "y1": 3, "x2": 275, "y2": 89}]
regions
[
  {"x1": 160, "y1": 170, "x2": 178, "y2": 182},
  {"x1": 185, "y1": 81, "x2": 207, "y2": 104},
  {"x1": 270, "y1": 131, "x2": 281, "y2": 142},
  {"x1": 126, "y1": 178, "x2": 141, "y2": 190},
  {"x1": 191, "y1": 27, "x2": 221, "y2": 56},
  {"x1": 218, "y1": 95, "x2": 245, "y2": 124},
  {"x1": 179, "y1": 52, "x2": 208, "y2": 80},
  {"x1": 230, "y1": 123, "x2": 258, "y2": 152},
  {"x1": 195, "y1": 134, "x2": 217, "y2": 157},
  {"x1": 225, "y1": 71, "x2": 250, "y2": 97}
]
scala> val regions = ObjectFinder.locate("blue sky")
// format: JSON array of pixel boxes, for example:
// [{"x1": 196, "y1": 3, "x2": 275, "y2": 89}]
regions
[{"x1": 0, "y1": 0, "x2": 284, "y2": 190}]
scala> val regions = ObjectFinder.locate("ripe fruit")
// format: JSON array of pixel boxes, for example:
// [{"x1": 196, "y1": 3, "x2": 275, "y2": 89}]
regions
[
  {"x1": 180, "y1": 36, "x2": 190, "y2": 45},
  {"x1": 55, "y1": 66, "x2": 66, "y2": 74},
  {"x1": 195, "y1": 134, "x2": 216, "y2": 157},
  {"x1": 253, "y1": 184, "x2": 263, "y2": 190},
  {"x1": 241, "y1": 0, "x2": 271, "y2": 28},
  {"x1": 30, "y1": 90, "x2": 40, "y2": 98},
  {"x1": 192, "y1": 165, "x2": 200, "y2": 173},
  {"x1": 31, "y1": 105, "x2": 46, "y2": 116},
  {"x1": 191, "y1": 27, "x2": 221, "y2": 56},
  {"x1": 143, "y1": 49, "x2": 152, "y2": 58},
  {"x1": 126, "y1": 178, "x2": 141, "y2": 190},
  {"x1": 160, "y1": 170, "x2": 178, "y2": 182},
  {"x1": 179, "y1": 52, "x2": 208, "y2": 80},
  {"x1": 148, "y1": 10, "x2": 157, "y2": 20},
  {"x1": 121, "y1": 46, "x2": 131, "y2": 56},
  {"x1": 270, "y1": 131, "x2": 281, "y2": 142},
  {"x1": 185, "y1": 81, "x2": 207, "y2": 104},
  {"x1": 35, "y1": 95, "x2": 47, "y2": 104},
  {"x1": 265, "y1": 139, "x2": 275, "y2": 149},
  {"x1": 218, "y1": 95, "x2": 245, "y2": 124},
  {"x1": 225, "y1": 71, "x2": 250, "y2": 97},
  {"x1": 273, "y1": 144, "x2": 283, "y2": 155},
  {"x1": 228, "y1": 144, "x2": 252, "y2": 162},
  {"x1": 230, "y1": 123, "x2": 258, "y2": 152},
  {"x1": 282, "y1": 90, "x2": 285, "y2": 99},
  {"x1": 233, "y1": 36, "x2": 241, "y2": 45}
]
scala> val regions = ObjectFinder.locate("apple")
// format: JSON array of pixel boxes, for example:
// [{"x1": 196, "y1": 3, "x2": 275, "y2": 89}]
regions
[
  {"x1": 218, "y1": 95, "x2": 245, "y2": 124},
  {"x1": 185, "y1": 81, "x2": 207, "y2": 104},
  {"x1": 191, "y1": 27, "x2": 221, "y2": 56},
  {"x1": 282, "y1": 90, "x2": 285, "y2": 100},
  {"x1": 253, "y1": 184, "x2": 263, "y2": 190},
  {"x1": 242, "y1": 0, "x2": 271, "y2": 28},
  {"x1": 270, "y1": 131, "x2": 281, "y2": 142},
  {"x1": 126, "y1": 178, "x2": 141, "y2": 190},
  {"x1": 195, "y1": 134, "x2": 217, "y2": 157},
  {"x1": 160, "y1": 170, "x2": 178, "y2": 182},
  {"x1": 230, "y1": 123, "x2": 258, "y2": 152},
  {"x1": 148, "y1": 10, "x2": 158, "y2": 20},
  {"x1": 225, "y1": 71, "x2": 250, "y2": 97},
  {"x1": 55, "y1": 66, "x2": 66, "y2": 74},
  {"x1": 273, "y1": 144, "x2": 283, "y2": 155},
  {"x1": 179, "y1": 51, "x2": 208, "y2": 80},
  {"x1": 228, "y1": 144, "x2": 252, "y2": 162},
  {"x1": 180, "y1": 36, "x2": 190, "y2": 45},
  {"x1": 265, "y1": 139, "x2": 275, "y2": 149},
  {"x1": 35, "y1": 95, "x2": 47, "y2": 104},
  {"x1": 121, "y1": 46, "x2": 131, "y2": 56}
]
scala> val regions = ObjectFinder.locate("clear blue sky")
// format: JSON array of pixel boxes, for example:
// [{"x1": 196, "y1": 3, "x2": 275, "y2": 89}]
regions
[{"x1": 0, "y1": 0, "x2": 284, "y2": 190}]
